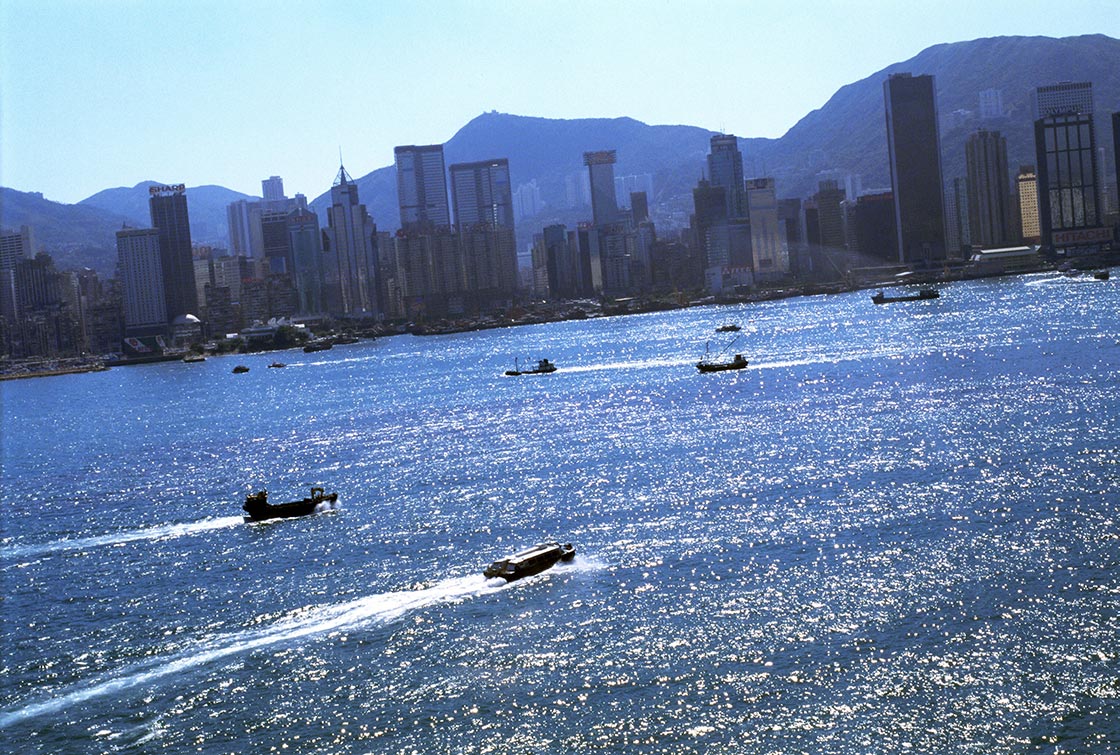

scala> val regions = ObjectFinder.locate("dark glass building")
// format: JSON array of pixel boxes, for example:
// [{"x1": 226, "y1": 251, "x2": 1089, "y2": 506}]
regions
[
  {"x1": 583, "y1": 151, "x2": 619, "y2": 227},
  {"x1": 148, "y1": 186, "x2": 198, "y2": 320},
  {"x1": 1034, "y1": 112, "x2": 1100, "y2": 250},
  {"x1": 707, "y1": 134, "x2": 746, "y2": 219},
  {"x1": 884, "y1": 73, "x2": 947, "y2": 264}
]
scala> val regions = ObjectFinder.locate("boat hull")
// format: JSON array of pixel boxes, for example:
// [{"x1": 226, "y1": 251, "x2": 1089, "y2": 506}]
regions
[{"x1": 484, "y1": 542, "x2": 576, "y2": 581}]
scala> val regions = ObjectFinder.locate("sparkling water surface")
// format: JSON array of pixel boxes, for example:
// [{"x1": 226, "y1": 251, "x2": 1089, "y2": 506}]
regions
[{"x1": 2, "y1": 273, "x2": 1118, "y2": 754}]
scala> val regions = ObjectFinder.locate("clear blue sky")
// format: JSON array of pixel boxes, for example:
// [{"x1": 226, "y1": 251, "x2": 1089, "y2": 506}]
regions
[{"x1": 2, "y1": 0, "x2": 1116, "y2": 205}]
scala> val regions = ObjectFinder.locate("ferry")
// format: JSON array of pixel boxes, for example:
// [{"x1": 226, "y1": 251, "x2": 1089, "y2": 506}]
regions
[{"x1": 483, "y1": 542, "x2": 576, "y2": 581}]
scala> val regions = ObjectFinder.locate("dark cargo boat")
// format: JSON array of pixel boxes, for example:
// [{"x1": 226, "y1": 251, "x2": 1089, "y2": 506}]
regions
[
  {"x1": 696, "y1": 353, "x2": 748, "y2": 373},
  {"x1": 243, "y1": 487, "x2": 338, "y2": 522},
  {"x1": 871, "y1": 288, "x2": 940, "y2": 304},
  {"x1": 483, "y1": 542, "x2": 576, "y2": 581}
]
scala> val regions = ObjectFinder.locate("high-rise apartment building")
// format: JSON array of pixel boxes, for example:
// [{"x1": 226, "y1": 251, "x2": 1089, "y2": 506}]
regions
[
  {"x1": 884, "y1": 73, "x2": 947, "y2": 263},
  {"x1": 708, "y1": 135, "x2": 746, "y2": 219},
  {"x1": 979, "y1": 88, "x2": 1005, "y2": 120},
  {"x1": 116, "y1": 227, "x2": 166, "y2": 337},
  {"x1": 965, "y1": 129, "x2": 1012, "y2": 249},
  {"x1": 450, "y1": 159, "x2": 514, "y2": 229},
  {"x1": 1017, "y1": 166, "x2": 1040, "y2": 244},
  {"x1": 262, "y1": 176, "x2": 285, "y2": 203},
  {"x1": 148, "y1": 184, "x2": 199, "y2": 320},
  {"x1": 395, "y1": 145, "x2": 451, "y2": 230},
  {"x1": 0, "y1": 225, "x2": 33, "y2": 272},
  {"x1": 746, "y1": 178, "x2": 788, "y2": 276},
  {"x1": 614, "y1": 174, "x2": 654, "y2": 211},
  {"x1": 583, "y1": 151, "x2": 619, "y2": 226}
]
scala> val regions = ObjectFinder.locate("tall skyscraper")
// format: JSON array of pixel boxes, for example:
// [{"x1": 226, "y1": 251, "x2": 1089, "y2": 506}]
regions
[
  {"x1": 116, "y1": 227, "x2": 166, "y2": 337},
  {"x1": 965, "y1": 129, "x2": 1012, "y2": 249},
  {"x1": 449, "y1": 159, "x2": 514, "y2": 229},
  {"x1": 884, "y1": 73, "x2": 947, "y2": 264},
  {"x1": 149, "y1": 184, "x2": 199, "y2": 320},
  {"x1": 1017, "y1": 166, "x2": 1040, "y2": 243},
  {"x1": 395, "y1": 145, "x2": 451, "y2": 230},
  {"x1": 583, "y1": 150, "x2": 619, "y2": 226},
  {"x1": 708, "y1": 135, "x2": 746, "y2": 218},
  {"x1": 325, "y1": 164, "x2": 378, "y2": 315}
]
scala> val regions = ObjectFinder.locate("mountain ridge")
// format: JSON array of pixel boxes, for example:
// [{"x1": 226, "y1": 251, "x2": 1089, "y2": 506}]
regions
[{"x1": 3, "y1": 34, "x2": 1117, "y2": 275}]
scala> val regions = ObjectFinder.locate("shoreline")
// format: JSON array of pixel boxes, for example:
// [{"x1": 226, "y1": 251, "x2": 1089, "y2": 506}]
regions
[{"x1": 2, "y1": 260, "x2": 1113, "y2": 381}]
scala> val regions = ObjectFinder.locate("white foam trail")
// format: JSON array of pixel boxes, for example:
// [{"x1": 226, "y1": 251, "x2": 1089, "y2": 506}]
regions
[
  {"x1": 0, "y1": 516, "x2": 246, "y2": 559},
  {"x1": 0, "y1": 574, "x2": 507, "y2": 728},
  {"x1": 561, "y1": 357, "x2": 694, "y2": 373}
]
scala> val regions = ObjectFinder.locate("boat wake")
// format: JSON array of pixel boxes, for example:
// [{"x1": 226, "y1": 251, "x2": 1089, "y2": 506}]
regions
[
  {"x1": 561, "y1": 357, "x2": 694, "y2": 373},
  {"x1": 0, "y1": 574, "x2": 510, "y2": 729},
  {"x1": 0, "y1": 516, "x2": 246, "y2": 560}
]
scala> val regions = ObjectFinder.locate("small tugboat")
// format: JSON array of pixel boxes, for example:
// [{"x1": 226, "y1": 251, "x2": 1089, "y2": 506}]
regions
[
  {"x1": 871, "y1": 288, "x2": 940, "y2": 304},
  {"x1": 715, "y1": 324, "x2": 741, "y2": 333},
  {"x1": 505, "y1": 358, "x2": 557, "y2": 376},
  {"x1": 232, "y1": 364, "x2": 250, "y2": 373},
  {"x1": 483, "y1": 542, "x2": 576, "y2": 581},
  {"x1": 242, "y1": 487, "x2": 338, "y2": 522}
]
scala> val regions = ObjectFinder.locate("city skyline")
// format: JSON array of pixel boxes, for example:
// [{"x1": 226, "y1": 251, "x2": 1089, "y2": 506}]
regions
[{"x1": 2, "y1": 2, "x2": 1117, "y2": 206}]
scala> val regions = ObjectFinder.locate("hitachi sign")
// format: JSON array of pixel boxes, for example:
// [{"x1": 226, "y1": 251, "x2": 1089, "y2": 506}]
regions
[
  {"x1": 149, "y1": 184, "x2": 186, "y2": 195},
  {"x1": 1052, "y1": 227, "x2": 1113, "y2": 246}
]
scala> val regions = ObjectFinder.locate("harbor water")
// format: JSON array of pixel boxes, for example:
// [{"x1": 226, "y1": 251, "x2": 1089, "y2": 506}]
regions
[{"x1": 2, "y1": 272, "x2": 1118, "y2": 754}]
